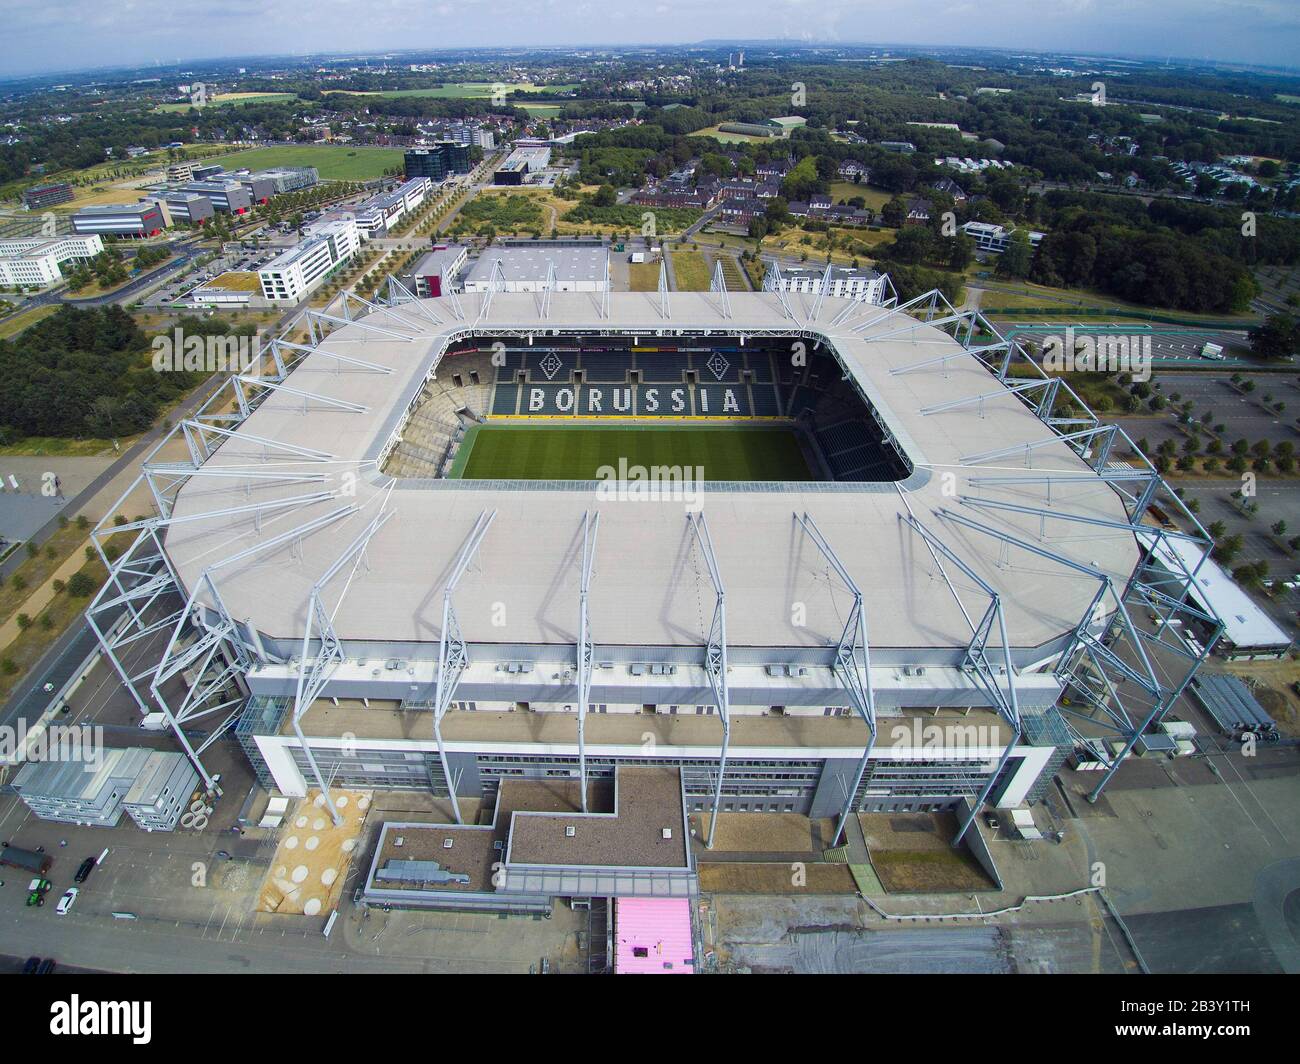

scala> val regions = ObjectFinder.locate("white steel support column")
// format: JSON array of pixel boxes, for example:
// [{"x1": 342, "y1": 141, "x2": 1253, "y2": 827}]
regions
[
  {"x1": 794, "y1": 513, "x2": 878, "y2": 848},
  {"x1": 432, "y1": 510, "x2": 497, "y2": 823},
  {"x1": 688, "y1": 512, "x2": 731, "y2": 849},
  {"x1": 576, "y1": 511, "x2": 599, "y2": 813},
  {"x1": 291, "y1": 495, "x2": 394, "y2": 826}
]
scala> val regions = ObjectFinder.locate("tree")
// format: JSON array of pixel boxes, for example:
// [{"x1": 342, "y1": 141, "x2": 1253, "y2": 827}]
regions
[
  {"x1": 66, "y1": 572, "x2": 97, "y2": 597},
  {"x1": 1213, "y1": 533, "x2": 1244, "y2": 565},
  {"x1": 1250, "y1": 314, "x2": 1300, "y2": 359},
  {"x1": 997, "y1": 230, "x2": 1033, "y2": 280}
]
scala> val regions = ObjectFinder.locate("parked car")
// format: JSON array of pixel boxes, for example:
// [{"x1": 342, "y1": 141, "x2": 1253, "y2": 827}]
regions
[
  {"x1": 55, "y1": 887, "x2": 78, "y2": 915},
  {"x1": 74, "y1": 857, "x2": 96, "y2": 883},
  {"x1": 22, "y1": 956, "x2": 40, "y2": 974},
  {"x1": 36, "y1": 958, "x2": 56, "y2": 975}
]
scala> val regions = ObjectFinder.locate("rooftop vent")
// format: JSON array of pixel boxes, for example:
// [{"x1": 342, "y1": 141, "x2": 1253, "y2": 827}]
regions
[
  {"x1": 662, "y1": 828, "x2": 672, "y2": 840},
  {"x1": 564, "y1": 826, "x2": 576, "y2": 838},
  {"x1": 442, "y1": 838, "x2": 454, "y2": 849}
]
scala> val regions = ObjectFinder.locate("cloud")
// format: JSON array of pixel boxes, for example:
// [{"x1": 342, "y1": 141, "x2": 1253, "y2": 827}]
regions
[{"x1": 0, "y1": 0, "x2": 1296, "y2": 76}]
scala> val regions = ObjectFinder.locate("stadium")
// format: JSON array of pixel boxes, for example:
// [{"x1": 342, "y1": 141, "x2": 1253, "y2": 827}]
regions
[{"x1": 88, "y1": 269, "x2": 1221, "y2": 912}]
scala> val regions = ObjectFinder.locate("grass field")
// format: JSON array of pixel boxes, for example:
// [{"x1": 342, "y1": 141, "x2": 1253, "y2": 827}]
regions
[
  {"x1": 204, "y1": 145, "x2": 404, "y2": 180},
  {"x1": 827, "y1": 181, "x2": 892, "y2": 210},
  {"x1": 155, "y1": 92, "x2": 297, "y2": 112},
  {"x1": 670, "y1": 249, "x2": 712, "y2": 290},
  {"x1": 688, "y1": 124, "x2": 778, "y2": 145},
  {"x1": 628, "y1": 261, "x2": 659, "y2": 291},
  {"x1": 323, "y1": 82, "x2": 578, "y2": 99},
  {"x1": 454, "y1": 424, "x2": 813, "y2": 481},
  {"x1": 0, "y1": 304, "x2": 58, "y2": 339}
]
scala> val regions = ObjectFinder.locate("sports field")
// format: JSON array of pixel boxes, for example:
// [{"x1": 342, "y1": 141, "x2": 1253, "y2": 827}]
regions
[{"x1": 453, "y1": 425, "x2": 814, "y2": 481}]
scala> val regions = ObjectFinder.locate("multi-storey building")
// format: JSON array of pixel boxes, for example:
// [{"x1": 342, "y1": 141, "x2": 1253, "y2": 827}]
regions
[
  {"x1": 0, "y1": 233, "x2": 104, "y2": 287},
  {"x1": 257, "y1": 217, "x2": 360, "y2": 303},
  {"x1": 71, "y1": 201, "x2": 168, "y2": 238}
]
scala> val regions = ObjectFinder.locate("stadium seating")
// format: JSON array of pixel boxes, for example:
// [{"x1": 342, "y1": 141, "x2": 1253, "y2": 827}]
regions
[
  {"x1": 579, "y1": 352, "x2": 631, "y2": 382},
  {"x1": 393, "y1": 339, "x2": 909, "y2": 483}
]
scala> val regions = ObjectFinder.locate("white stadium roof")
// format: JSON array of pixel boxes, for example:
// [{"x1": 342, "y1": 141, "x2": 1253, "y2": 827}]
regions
[{"x1": 161, "y1": 291, "x2": 1141, "y2": 653}]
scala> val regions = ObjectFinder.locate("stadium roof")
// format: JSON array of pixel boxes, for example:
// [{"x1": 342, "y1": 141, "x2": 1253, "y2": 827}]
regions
[{"x1": 161, "y1": 291, "x2": 1141, "y2": 654}]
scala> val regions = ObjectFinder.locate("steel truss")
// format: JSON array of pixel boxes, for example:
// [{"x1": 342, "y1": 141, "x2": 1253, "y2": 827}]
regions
[
  {"x1": 290, "y1": 488, "x2": 395, "y2": 824},
  {"x1": 895, "y1": 503, "x2": 1022, "y2": 845},
  {"x1": 82, "y1": 278, "x2": 1225, "y2": 817},
  {"x1": 900, "y1": 299, "x2": 1225, "y2": 804},
  {"x1": 85, "y1": 325, "x2": 376, "y2": 789},
  {"x1": 794, "y1": 513, "x2": 879, "y2": 847},
  {"x1": 709, "y1": 258, "x2": 732, "y2": 319},
  {"x1": 431, "y1": 510, "x2": 497, "y2": 824},
  {"x1": 687, "y1": 512, "x2": 731, "y2": 849},
  {"x1": 576, "y1": 512, "x2": 599, "y2": 813},
  {"x1": 657, "y1": 257, "x2": 671, "y2": 320}
]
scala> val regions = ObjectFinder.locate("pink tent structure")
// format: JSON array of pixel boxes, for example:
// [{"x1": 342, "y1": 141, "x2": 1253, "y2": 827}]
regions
[{"x1": 613, "y1": 897, "x2": 695, "y2": 974}]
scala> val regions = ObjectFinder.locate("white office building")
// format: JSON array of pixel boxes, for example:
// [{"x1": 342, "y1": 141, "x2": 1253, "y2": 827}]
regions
[
  {"x1": 351, "y1": 177, "x2": 432, "y2": 238},
  {"x1": 764, "y1": 264, "x2": 887, "y2": 304},
  {"x1": 961, "y1": 221, "x2": 1044, "y2": 254},
  {"x1": 257, "y1": 218, "x2": 360, "y2": 304},
  {"x1": 0, "y1": 233, "x2": 104, "y2": 287}
]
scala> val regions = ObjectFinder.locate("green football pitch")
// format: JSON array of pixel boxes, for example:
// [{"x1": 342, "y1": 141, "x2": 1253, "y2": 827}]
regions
[{"x1": 452, "y1": 425, "x2": 815, "y2": 481}]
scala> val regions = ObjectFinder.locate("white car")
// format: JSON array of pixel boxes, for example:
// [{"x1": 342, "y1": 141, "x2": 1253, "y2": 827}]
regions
[{"x1": 55, "y1": 887, "x2": 78, "y2": 915}]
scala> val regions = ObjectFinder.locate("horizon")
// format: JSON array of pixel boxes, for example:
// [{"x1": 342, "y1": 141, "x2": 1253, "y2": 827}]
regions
[{"x1": 2, "y1": 0, "x2": 1299, "y2": 81}]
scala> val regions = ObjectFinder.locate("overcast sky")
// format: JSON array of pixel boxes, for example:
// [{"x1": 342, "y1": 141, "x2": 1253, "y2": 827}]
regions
[{"x1": 1, "y1": 0, "x2": 1297, "y2": 78}]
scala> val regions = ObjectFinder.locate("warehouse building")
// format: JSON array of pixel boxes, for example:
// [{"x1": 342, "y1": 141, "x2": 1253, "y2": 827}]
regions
[{"x1": 463, "y1": 241, "x2": 609, "y2": 292}]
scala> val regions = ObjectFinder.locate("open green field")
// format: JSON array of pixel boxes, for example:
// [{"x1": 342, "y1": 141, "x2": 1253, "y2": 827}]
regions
[
  {"x1": 670, "y1": 249, "x2": 712, "y2": 290},
  {"x1": 453, "y1": 424, "x2": 813, "y2": 481},
  {"x1": 828, "y1": 182, "x2": 892, "y2": 210},
  {"x1": 155, "y1": 92, "x2": 297, "y2": 112},
  {"x1": 323, "y1": 82, "x2": 579, "y2": 100},
  {"x1": 204, "y1": 145, "x2": 403, "y2": 180}
]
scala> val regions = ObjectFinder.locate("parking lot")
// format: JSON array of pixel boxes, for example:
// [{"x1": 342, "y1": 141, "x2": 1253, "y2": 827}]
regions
[
  {"x1": 993, "y1": 320, "x2": 1254, "y2": 365},
  {"x1": 143, "y1": 232, "x2": 289, "y2": 308}
]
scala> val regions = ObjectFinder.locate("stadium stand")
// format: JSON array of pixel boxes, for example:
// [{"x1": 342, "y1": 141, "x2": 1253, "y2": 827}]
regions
[{"x1": 387, "y1": 338, "x2": 909, "y2": 482}]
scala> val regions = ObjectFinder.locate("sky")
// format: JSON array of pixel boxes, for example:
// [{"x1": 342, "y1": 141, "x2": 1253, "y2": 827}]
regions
[{"x1": 0, "y1": 0, "x2": 1298, "y2": 78}]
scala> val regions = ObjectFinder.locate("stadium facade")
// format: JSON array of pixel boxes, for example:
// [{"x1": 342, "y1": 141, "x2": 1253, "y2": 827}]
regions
[{"x1": 88, "y1": 262, "x2": 1223, "y2": 872}]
